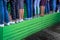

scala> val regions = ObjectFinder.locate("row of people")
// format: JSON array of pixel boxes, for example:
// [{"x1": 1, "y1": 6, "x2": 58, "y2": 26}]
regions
[{"x1": 0, "y1": 0, "x2": 60, "y2": 27}]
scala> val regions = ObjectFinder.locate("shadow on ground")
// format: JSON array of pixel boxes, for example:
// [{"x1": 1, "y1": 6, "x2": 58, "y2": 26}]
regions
[{"x1": 24, "y1": 23, "x2": 60, "y2": 40}]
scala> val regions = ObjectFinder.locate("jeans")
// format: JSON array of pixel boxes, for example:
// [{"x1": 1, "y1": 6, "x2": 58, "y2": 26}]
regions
[
  {"x1": 26, "y1": 0, "x2": 33, "y2": 18},
  {"x1": 45, "y1": 0, "x2": 50, "y2": 13},
  {"x1": 53, "y1": 0, "x2": 56, "y2": 11},
  {"x1": 58, "y1": 2, "x2": 60, "y2": 12},
  {"x1": 34, "y1": 0, "x2": 40, "y2": 15},
  {"x1": 0, "y1": 0, "x2": 9, "y2": 24},
  {"x1": 50, "y1": 0, "x2": 56, "y2": 11}
]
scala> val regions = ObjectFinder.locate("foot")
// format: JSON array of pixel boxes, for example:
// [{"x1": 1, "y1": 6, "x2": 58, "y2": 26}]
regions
[
  {"x1": 57, "y1": 10, "x2": 59, "y2": 13},
  {"x1": 27, "y1": 18, "x2": 32, "y2": 20},
  {"x1": 0, "y1": 24, "x2": 4, "y2": 27},
  {"x1": 34, "y1": 15, "x2": 37, "y2": 18},
  {"x1": 9, "y1": 21, "x2": 15, "y2": 24},
  {"x1": 25, "y1": 18, "x2": 32, "y2": 20},
  {"x1": 40, "y1": 14, "x2": 44, "y2": 16},
  {"x1": 53, "y1": 11, "x2": 56, "y2": 13},
  {"x1": 6, "y1": 22, "x2": 10, "y2": 26},
  {"x1": 37, "y1": 14, "x2": 40, "y2": 17},
  {"x1": 16, "y1": 20, "x2": 19, "y2": 23},
  {"x1": 19, "y1": 19, "x2": 24, "y2": 22}
]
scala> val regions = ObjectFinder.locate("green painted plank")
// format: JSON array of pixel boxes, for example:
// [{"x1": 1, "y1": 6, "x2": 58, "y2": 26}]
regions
[{"x1": 0, "y1": 13, "x2": 60, "y2": 40}]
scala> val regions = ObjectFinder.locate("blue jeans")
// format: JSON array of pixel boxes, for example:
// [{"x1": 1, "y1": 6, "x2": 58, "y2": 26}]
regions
[
  {"x1": 26, "y1": 0, "x2": 33, "y2": 18},
  {"x1": 50, "y1": 0, "x2": 56, "y2": 11},
  {"x1": 34, "y1": 0, "x2": 40, "y2": 15},
  {"x1": 58, "y1": 2, "x2": 60, "y2": 12},
  {"x1": 0, "y1": 0, "x2": 9, "y2": 24},
  {"x1": 53, "y1": 0, "x2": 56, "y2": 11},
  {"x1": 45, "y1": 1, "x2": 50, "y2": 13}
]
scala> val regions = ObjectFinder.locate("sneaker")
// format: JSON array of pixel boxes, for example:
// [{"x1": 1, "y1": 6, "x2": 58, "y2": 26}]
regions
[
  {"x1": 57, "y1": 10, "x2": 59, "y2": 13},
  {"x1": 0, "y1": 24, "x2": 4, "y2": 27},
  {"x1": 29, "y1": 18, "x2": 32, "y2": 20},
  {"x1": 19, "y1": 19, "x2": 24, "y2": 22},
  {"x1": 16, "y1": 20, "x2": 19, "y2": 23},
  {"x1": 9, "y1": 21, "x2": 15, "y2": 24},
  {"x1": 28, "y1": 18, "x2": 32, "y2": 20},
  {"x1": 6, "y1": 22, "x2": 10, "y2": 26},
  {"x1": 25, "y1": 18, "x2": 32, "y2": 20}
]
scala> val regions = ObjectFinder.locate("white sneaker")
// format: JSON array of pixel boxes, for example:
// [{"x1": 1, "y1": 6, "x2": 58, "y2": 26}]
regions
[
  {"x1": 28, "y1": 18, "x2": 32, "y2": 20},
  {"x1": 57, "y1": 10, "x2": 59, "y2": 13},
  {"x1": 9, "y1": 21, "x2": 15, "y2": 24},
  {"x1": 19, "y1": 19, "x2": 24, "y2": 22},
  {"x1": 0, "y1": 24, "x2": 4, "y2": 27},
  {"x1": 16, "y1": 20, "x2": 19, "y2": 23},
  {"x1": 6, "y1": 22, "x2": 10, "y2": 26}
]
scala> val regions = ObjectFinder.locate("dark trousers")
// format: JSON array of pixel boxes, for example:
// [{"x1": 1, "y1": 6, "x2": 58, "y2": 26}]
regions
[{"x1": 10, "y1": 0, "x2": 19, "y2": 20}]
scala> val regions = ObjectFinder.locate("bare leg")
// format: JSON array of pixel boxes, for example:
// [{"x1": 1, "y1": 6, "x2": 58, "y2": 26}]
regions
[
  {"x1": 9, "y1": 13, "x2": 12, "y2": 21},
  {"x1": 19, "y1": 9, "x2": 24, "y2": 20},
  {"x1": 40, "y1": 6, "x2": 45, "y2": 16}
]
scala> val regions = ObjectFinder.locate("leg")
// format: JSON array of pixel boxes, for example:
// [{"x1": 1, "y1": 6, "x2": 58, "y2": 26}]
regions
[
  {"x1": 45, "y1": 1, "x2": 48, "y2": 14},
  {"x1": 15, "y1": 0, "x2": 19, "y2": 19},
  {"x1": 18, "y1": 0, "x2": 24, "y2": 22},
  {"x1": 52, "y1": 0, "x2": 56, "y2": 12},
  {"x1": 34, "y1": 0, "x2": 37, "y2": 15},
  {"x1": 3, "y1": 0, "x2": 10, "y2": 23},
  {"x1": 0, "y1": 0, "x2": 4, "y2": 24},
  {"x1": 47, "y1": 1, "x2": 50, "y2": 13},
  {"x1": 10, "y1": 0, "x2": 16, "y2": 21},
  {"x1": 58, "y1": 1, "x2": 60, "y2": 12},
  {"x1": 49, "y1": 0, "x2": 53, "y2": 13},
  {"x1": 40, "y1": 0, "x2": 46, "y2": 16},
  {"x1": 45, "y1": 1, "x2": 50, "y2": 14},
  {"x1": 26, "y1": 0, "x2": 31, "y2": 18},
  {"x1": 37, "y1": 0, "x2": 40, "y2": 15},
  {"x1": 30, "y1": 0, "x2": 33, "y2": 17}
]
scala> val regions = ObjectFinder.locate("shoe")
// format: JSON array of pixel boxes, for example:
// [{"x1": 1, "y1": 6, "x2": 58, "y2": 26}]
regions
[
  {"x1": 27, "y1": 18, "x2": 32, "y2": 20},
  {"x1": 25, "y1": 18, "x2": 32, "y2": 20},
  {"x1": 57, "y1": 10, "x2": 59, "y2": 13},
  {"x1": 6, "y1": 22, "x2": 10, "y2": 26},
  {"x1": 40, "y1": 14, "x2": 44, "y2": 16},
  {"x1": 16, "y1": 20, "x2": 19, "y2": 23},
  {"x1": 9, "y1": 21, "x2": 15, "y2": 24},
  {"x1": 19, "y1": 19, "x2": 24, "y2": 22},
  {"x1": 28, "y1": 18, "x2": 32, "y2": 20},
  {"x1": 34, "y1": 15, "x2": 37, "y2": 18},
  {"x1": 0, "y1": 24, "x2": 4, "y2": 27}
]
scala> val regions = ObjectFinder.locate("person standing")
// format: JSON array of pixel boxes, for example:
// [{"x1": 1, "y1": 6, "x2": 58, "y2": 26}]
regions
[
  {"x1": 0, "y1": 0, "x2": 10, "y2": 27},
  {"x1": 34, "y1": 0, "x2": 40, "y2": 17}
]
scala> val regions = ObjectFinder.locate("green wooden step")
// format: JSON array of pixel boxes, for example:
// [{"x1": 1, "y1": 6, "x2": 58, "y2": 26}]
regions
[{"x1": 0, "y1": 13, "x2": 60, "y2": 40}]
